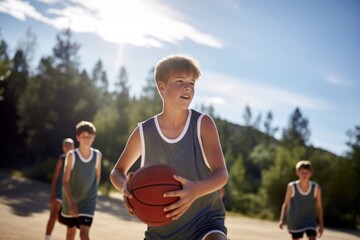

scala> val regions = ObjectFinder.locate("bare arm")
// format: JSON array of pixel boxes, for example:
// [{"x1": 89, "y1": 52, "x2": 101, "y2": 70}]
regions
[
  {"x1": 96, "y1": 152, "x2": 102, "y2": 185},
  {"x1": 50, "y1": 157, "x2": 63, "y2": 202},
  {"x1": 316, "y1": 185, "x2": 324, "y2": 237},
  {"x1": 109, "y1": 126, "x2": 142, "y2": 194},
  {"x1": 164, "y1": 115, "x2": 228, "y2": 220},
  {"x1": 195, "y1": 115, "x2": 228, "y2": 195},
  {"x1": 279, "y1": 184, "x2": 292, "y2": 229},
  {"x1": 63, "y1": 152, "x2": 77, "y2": 216}
]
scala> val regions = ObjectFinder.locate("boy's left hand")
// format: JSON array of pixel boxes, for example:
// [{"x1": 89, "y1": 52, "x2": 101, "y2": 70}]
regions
[
  {"x1": 163, "y1": 175, "x2": 199, "y2": 220},
  {"x1": 317, "y1": 225, "x2": 324, "y2": 238}
]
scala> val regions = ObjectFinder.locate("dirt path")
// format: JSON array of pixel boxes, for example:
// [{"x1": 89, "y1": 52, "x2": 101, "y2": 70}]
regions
[{"x1": 0, "y1": 173, "x2": 359, "y2": 240}]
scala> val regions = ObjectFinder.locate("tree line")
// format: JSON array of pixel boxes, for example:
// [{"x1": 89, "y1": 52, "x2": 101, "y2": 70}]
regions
[{"x1": 0, "y1": 28, "x2": 359, "y2": 228}]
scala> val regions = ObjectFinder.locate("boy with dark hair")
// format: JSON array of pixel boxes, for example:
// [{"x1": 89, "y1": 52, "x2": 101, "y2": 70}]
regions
[
  {"x1": 59, "y1": 121, "x2": 102, "y2": 240},
  {"x1": 279, "y1": 160, "x2": 324, "y2": 240}
]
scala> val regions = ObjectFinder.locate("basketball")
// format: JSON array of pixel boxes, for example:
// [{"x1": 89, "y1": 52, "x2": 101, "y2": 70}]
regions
[{"x1": 126, "y1": 164, "x2": 182, "y2": 227}]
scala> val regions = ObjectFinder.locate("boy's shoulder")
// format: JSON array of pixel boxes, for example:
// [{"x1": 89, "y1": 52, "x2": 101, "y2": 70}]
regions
[
  {"x1": 92, "y1": 148, "x2": 101, "y2": 155},
  {"x1": 288, "y1": 180, "x2": 298, "y2": 187}
]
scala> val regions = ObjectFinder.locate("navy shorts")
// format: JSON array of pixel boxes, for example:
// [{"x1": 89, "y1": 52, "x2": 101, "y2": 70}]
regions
[
  {"x1": 291, "y1": 229, "x2": 316, "y2": 239},
  {"x1": 58, "y1": 211, "x2": 93, "y2": 228}
]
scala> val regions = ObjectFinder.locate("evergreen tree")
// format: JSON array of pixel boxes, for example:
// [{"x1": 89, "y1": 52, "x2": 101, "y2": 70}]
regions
[
  {"x1": 91, "y1": 59, "x2": 108, "y2": 91},
  {"x1": 0, "y1": 40, "x2": 29, "y2": 164},
  {"x1": 16, "y1": 28, "x2": 37, "y2": 69},
  {"x1": 52, "y1": 28, "x2": 80, "y2": 72},
  {"x1": 0, "y1": 35, "x2": 10, "y2": 88},
  {"x1": 264, "y1": 111, "x2": 278, "y2": 138},
  {"x1": 282, "y1": 107, "x2": 310, "y2": 146},
  {"x1": 243, "y1": 105, "x2": 252, "y2": 126},
  {"x1": 17, "y1": 29, "x2": 99, "y2": 164}
]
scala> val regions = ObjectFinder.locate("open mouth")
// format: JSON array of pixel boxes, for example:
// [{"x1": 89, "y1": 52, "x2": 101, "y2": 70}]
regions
[{"x1": 180, "y1": 95, "x2": 190, "y2": 99}]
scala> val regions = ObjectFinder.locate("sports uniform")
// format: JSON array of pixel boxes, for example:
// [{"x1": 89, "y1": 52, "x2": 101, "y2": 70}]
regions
[{"x1": 139, "y1": 109, "x2": 227, "y2": 240}]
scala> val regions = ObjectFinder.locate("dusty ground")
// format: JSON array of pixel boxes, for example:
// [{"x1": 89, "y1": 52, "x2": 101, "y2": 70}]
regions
[{"x1": 0, "y1": 173, "x2": 359, "y2": 240}]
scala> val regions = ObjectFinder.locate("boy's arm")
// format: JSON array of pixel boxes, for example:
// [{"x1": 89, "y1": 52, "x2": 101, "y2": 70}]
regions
[
  {"x1": 279, "y1": 184, "x2": 292, "y2": 229},
  {"x1": 50, "y1": 157, "x2": 63, "y2": 202},
  {"x1": 63, "y1": 152, "x2": 77, "y2": 215},
  {"x1": 110, "y1": 127, "x2": 142, "y2": 194},
  {"x1": 195, "y1": 114, "x2": 228, "y2": 194},
  {"x1": 164, "y1": 115, "x2": 228, "y2": 220},
  {"x1": 316, "y1": 185, "x2": 324, "y2": 237},
  {"x1": 96, "y1": 152, "x2": 102, "y2": 185}
]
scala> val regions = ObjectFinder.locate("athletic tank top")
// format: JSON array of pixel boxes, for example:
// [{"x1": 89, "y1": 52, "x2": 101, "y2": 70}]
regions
[
  {"x1": 55, "y1": 153, "x2": 66, "y2": 201},
  {"x1": 286, "y1": 180, "x2": 318, "y2": 232},
  {"x1": 61, "y1": 148, "x2": 100, "y2": 218},
  {"x1": 139, "y1": 109, "x2": 227, "y2": 240}
]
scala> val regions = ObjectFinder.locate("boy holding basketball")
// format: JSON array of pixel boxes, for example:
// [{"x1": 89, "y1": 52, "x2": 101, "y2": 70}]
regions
[
  {"x1": 110, "y1": 54, "x2": 228, "y2": 240},
  {"x1": 59, "y1": 121, "x2": 102, "y2": 240},
  {"x1": 45, "y1": 138, "x2": 74, "y2": 240},
  {"x1": 279, "y1": 160, "x2": 324, "y2": 240}
]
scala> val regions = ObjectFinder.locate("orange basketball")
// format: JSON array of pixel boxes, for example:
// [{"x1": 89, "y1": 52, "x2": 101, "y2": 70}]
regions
[{"x1": 126, "y1": 164, "x2": 182, "y2": 227}]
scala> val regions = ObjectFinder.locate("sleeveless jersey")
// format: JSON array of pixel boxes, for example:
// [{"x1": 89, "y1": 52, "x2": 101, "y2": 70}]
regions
[
  {"x1": 138, "y1": 109, "x2": 227, "y2": 240},
  {"x1": 61, "y1": 148, "x2": 100, "y2": 218},
  {"x1": 286, "y1": 180, "x2": 318, "y2": 232},
  {"x1": 55, "y1": 153, "x2": 66, "y2": 201}
]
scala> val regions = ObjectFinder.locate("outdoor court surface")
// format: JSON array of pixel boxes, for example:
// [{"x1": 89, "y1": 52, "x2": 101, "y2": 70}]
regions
[{"x1": 1, "y1": 173, "x2": 359, "y2": 240}]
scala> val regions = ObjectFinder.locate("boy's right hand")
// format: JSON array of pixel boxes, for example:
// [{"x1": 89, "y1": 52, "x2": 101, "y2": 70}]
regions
[
  {"x1": 69, "y1": 203, "x2": 78, "y2": 216},
  {"x1": 123, "y1": 173, "x2": 134, "y2": 215},
  {"x1": 279, "y1": 220, "x2": 285, "y2": 229}
]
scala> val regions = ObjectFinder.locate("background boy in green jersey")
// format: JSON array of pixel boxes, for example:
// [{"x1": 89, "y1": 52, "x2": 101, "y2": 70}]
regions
[
  {"x1": 59, "y1": 121, "x2": 102, "y2": 240},
  {"x1": 279, "y1": 160, "x2": 324, "y2": 240}
]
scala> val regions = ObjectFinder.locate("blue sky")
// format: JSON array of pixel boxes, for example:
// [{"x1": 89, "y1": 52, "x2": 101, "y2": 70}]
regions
[{"x1": 1, "y1": 0, "x2": 359, "y2": 156}]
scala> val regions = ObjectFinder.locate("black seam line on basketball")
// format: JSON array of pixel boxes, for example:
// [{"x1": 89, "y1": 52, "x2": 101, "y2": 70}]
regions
[
  {"x1": 131, "y1": 194, "x2": 179, "y2": 206},
  {"x1": 131, "y1": 183, "x2": 181, "y2": 191}
]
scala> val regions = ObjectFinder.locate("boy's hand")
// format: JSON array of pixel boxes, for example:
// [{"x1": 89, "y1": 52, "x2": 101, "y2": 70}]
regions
[
  {"x1": 317, "y1": 225, "x2": 324, "y2": 238},
  {"x1": 69, "y1": 203, "x2": 78, "y2": 216},
  {"x1": 278, "y1": 220, "x2": 285, "y2": 229},
  {"x1": 163, "y1": 175, "x2": 198, "y2": 220},
  {"x1": 123, "y1": 173, "x2": 134, "y2": 215}
]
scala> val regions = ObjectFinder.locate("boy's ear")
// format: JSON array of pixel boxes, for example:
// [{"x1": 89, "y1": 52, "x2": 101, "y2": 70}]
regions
[{"x1": 157, "y1": 81, "x2": 165, "y2": 93}]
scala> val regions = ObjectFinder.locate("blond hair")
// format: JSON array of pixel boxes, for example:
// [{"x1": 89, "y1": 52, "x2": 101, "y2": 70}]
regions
[{"x1": 154, "y1": 54, "x2": 201, "y2": 84}]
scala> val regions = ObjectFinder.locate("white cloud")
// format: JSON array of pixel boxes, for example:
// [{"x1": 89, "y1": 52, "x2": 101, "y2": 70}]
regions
[
  {"x1": 0, "y1": 0, "x2": 47, "y2": 22},
  {"x1": 36, "y1": 0, "x2": 58, "y2": 4},
  {"x1": 1, "y1": 0, "x2": 222, "y2": 48},
  {"x1": 323, "y1": 73, "x2": 348, "y2": 86}
]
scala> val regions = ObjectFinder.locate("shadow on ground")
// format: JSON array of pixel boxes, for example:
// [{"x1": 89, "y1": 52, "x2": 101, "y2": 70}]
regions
[{"x1": 0, "y1": 172, "x2": 137, "y2": 223}]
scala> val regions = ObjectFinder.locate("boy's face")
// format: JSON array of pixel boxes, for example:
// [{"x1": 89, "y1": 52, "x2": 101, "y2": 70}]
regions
[
  {"x1": 63, "y1": 142, "x2": 74, "y2": 153},
  {"x1": 296, "y1": 168, "x2": 312, "y2": 180},
  {"x1": 158, "y1": 73, "x2": 196, "y2": 109},
  {"x1": 76, "y1": 131, "x2": 95, "y2": 148}
]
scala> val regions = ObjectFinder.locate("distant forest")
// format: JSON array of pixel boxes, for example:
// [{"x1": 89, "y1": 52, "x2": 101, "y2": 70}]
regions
[{"x1": 0, "y1": 28, "x2": 359, "y2": 228}]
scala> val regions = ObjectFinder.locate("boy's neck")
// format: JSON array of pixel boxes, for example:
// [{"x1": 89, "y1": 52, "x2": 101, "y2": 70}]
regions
[
  {"x1": 78, "y1": 146, "x2": 92, "y2": 157},
  {"x1": 298, "y1": 179, "x2": 311, "y2": 190},
  {"x1": 159, "y1": 109, "x2": 189, "y2": 127},
  {"x1": 157, "y1": 110, "x2": 189, "y2": 139}
]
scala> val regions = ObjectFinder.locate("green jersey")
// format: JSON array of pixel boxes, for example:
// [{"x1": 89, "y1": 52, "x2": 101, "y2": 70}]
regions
[{"x1": 61, "y1": 148, "x2": 100, "y2": 218}]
